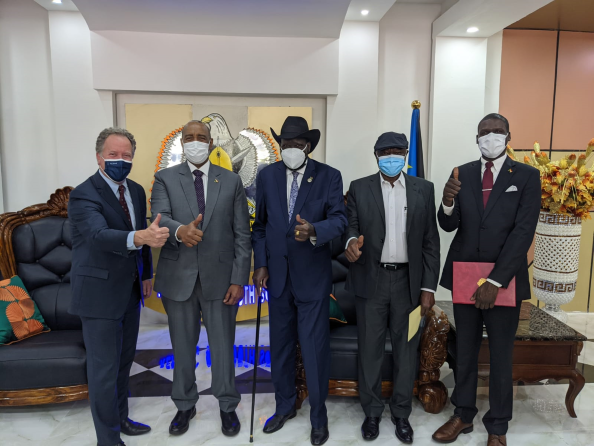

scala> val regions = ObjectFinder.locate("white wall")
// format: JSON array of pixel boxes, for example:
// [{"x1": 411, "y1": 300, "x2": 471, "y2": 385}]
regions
[
  {"x1": 326, "y1": 21, "x2": 379, "y2": 190},
  {"x1": 377, "y1": 3, "x2": 442, "y2": 175},
  {"x1": 0, "y1": 0, "x2": 60, "y2": 211},
  {"x1": 429, "y1": 36, "x2": 492, "y2": 300},
  {"x1": 48, "y1": 11, "x2": 115, "y2": 190},
  {"x1": 90, "y1": 30, "x2": 339, "y2": 95},
  {"x1": 484, "y1": 30, "x2": 503, "y2": 114}
]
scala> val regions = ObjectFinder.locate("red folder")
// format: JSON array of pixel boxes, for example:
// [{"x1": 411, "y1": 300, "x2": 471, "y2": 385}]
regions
[{"x1": 452, "y1": 262, "x2": 516, "y2": 307}]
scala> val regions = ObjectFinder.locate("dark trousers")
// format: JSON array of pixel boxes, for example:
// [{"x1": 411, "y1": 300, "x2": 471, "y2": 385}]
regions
[
  {"x1": 451, "y1": 302, "x2": 522, "y2": 435},
  {"x1": 81, "y1": 286, "x2": 141, "y2": 446},
  {"x1": 162, "y1": 276, "x2": 240, "y2": 412},
  {"x1": 268, "y1": 273, "x2": 330, "y2": 429},
  {"x1": 356, "y1": 266, "x2": 419, "y2": 419}
]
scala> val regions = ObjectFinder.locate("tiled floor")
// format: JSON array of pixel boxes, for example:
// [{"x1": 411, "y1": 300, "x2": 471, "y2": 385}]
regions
[{"x1": 2, "y1": 313, "x2": 594, "y2": 445}]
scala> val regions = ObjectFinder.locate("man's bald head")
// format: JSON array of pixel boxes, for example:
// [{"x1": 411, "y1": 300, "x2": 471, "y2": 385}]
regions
[{"x1": 182, "y1": 120, "x2": 211, "y2": 140}]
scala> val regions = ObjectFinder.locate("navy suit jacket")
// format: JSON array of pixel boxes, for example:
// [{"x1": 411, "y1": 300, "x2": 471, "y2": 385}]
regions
[
  {"x1": 438, "y1": 157, "x2": 541, "y2": 301},
  {"x1": 68, "y1": 171, "x2": 153, "y2": 319},
  {"x1": 252, "y1": 160, "x2": 347, "y2": 301}
]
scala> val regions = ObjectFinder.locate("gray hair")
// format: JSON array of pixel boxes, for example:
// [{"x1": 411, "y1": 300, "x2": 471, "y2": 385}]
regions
[{"x1": 95, "y1": 127, "x2": 137, "y2": 154}]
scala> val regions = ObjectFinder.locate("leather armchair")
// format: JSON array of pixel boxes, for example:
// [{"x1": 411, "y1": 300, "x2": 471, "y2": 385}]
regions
[{"x1": 0, "y1": 187, "x2": 88, "y2": 406}]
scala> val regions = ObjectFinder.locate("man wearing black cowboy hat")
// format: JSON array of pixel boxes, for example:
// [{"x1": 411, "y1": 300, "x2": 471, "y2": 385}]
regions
[{"x1": 252, "y1": 116, "x2": 347, "y2": 445}]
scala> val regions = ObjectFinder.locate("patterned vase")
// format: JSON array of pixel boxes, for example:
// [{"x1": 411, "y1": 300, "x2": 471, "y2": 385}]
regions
[{"x1": 532, "y1": 211, "x2": 582, "y2": 323}]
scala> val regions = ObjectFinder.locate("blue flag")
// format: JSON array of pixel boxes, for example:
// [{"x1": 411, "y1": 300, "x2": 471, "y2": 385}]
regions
[{"x1": 408, "y1": 108, "x2": 424, "y2": 178}]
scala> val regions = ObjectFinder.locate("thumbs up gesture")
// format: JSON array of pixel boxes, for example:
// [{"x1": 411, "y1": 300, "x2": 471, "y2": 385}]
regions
[
  {"x1": 443, "y1": 166, "x2": 461, "y2": 207},
  {"x1": 345, "y1": 235, "x2": 364, "y2": 263},
  {"x1": 177, "y1": 214, "x2": 204, "y2": 247},
  {"x1": 294, "y1": 214, "x2": 316, "y2": 242},
  {"x1": 135, "y1": 213, "x2": 170, "y2": 248}
]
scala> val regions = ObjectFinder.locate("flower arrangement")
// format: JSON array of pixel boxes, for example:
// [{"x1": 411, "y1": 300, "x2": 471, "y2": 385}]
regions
[{"x1": 506, "y1": 138, "x2": 594, "y2": 220}]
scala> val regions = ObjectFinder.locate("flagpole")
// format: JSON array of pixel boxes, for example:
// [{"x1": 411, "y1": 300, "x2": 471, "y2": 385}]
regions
[{"x1": 249, "y1": 288, "x2": 264, "y2": 443}]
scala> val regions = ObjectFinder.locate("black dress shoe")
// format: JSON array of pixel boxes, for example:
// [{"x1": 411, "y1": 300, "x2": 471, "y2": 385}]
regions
[
  {"x1": 361, "y1": 416, "x2": 380, "y2": 441},
  {"x1": 120, "y1": 418, "x2": 151, "y2": 436},
  {"x1": 220, "y1": 410, "x2": 241, "y2": 436},
  {"x1": 169, "y1": 406, "x2": 197, "y2": 436},
  {"x1": 311, "y1": 425, "x2": 329, "y2": 445},
  {"x1": 392, "y1": 416, "x2": 413, "y2": 444},
  {"x1": 263, "y1": 410, "x2": 297, "y2": 434}
]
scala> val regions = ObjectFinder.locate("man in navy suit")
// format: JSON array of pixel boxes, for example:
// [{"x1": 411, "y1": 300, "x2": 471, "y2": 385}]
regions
[
  {"x1": 69, "y1": 128, "x2": 169, "y2": 446},
  {"x1": 252, "y1": 117, "x2": 347, "y2": 446}
]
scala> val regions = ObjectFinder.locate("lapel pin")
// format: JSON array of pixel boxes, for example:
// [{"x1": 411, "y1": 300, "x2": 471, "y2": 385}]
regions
[
  {"x1": 509, "y1": 169, "x2": 513, "y2": 173},
  {"x1": 307, "y1": 177, "x2": 313, "y2": 183},
  {"x1": 214, "y1": 179, "x2": 219, "y2": 183}
]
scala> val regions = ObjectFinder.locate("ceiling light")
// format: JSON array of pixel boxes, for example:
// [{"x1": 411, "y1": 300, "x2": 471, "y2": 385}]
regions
[
  {"x1": 467, "y1": 26, "x2": 479, "y2": 33},
  {"x1": 52, "y1": 0, "x2": 62, "y2": 3},
  {"x1": 361, "y1": 10, "x2": 369, "y2": 16}
]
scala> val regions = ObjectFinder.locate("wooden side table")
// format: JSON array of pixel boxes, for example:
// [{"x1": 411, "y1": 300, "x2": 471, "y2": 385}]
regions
[{"x1": 440, "y1": 301, "x2": 587, "y2": 418}]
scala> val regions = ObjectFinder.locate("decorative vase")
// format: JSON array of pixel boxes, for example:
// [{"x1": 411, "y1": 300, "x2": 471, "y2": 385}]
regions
[{"x1": 532, "y1": 211, "x2": 582, "y2": 323}]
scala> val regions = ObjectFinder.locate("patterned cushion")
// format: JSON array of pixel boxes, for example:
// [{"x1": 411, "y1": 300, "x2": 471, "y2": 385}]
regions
[
  {"x1": 330, "y1": 294, "x2": 347, "y2": 324},
  {"x1": 0, "y1": 276, "x2": 50, "y2": 345}
]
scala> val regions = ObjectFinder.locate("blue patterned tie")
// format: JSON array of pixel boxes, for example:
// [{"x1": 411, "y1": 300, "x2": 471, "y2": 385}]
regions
[{"x1": 288, "y1": 171, "x2": 299, "y2": 221}]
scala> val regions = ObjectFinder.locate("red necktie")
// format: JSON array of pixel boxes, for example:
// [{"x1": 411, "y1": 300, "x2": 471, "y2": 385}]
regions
[
  {"x1": 118, "y1": 185, "x2": 132, "y2": 226},
  {"x1": 482, "y1": 161, "x2": 494, "y2": 208}
]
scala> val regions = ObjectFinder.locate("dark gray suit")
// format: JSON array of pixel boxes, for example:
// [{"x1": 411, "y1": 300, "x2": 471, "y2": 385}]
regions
[
  {"x1": 150, "y1": 162, "x2": 251, "y2": 412},
  {"x1": 346, "y1": 172, "x2": 440, "y2": 418}
]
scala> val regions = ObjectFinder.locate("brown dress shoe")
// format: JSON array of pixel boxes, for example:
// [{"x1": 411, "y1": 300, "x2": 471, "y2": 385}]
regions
[
  {"x1": 488, "y1": 434, "x2": 507, "y2": 446},
  {"x1": 432, "y1": 415, "x2": 473, "y2": 443}
]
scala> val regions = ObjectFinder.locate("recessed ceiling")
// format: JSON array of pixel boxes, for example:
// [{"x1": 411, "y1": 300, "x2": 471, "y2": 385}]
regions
[
  {"x1": 508, "y1": 0, "x2": 594, "y2": 32},
  {"x1": 71, "y1": 0, "x2": 351, "y2": 38},
  {"x1": 34, "y1": 0, "x2": 79, "y2": 12}
]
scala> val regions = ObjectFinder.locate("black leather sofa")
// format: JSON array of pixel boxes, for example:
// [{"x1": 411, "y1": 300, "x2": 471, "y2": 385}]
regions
[{"x1": 0, "y1": 187, "x2": 88, "y2": 406}]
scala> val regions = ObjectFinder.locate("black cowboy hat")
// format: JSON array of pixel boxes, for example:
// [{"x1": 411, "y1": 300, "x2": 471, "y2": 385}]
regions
[{"x1": 270, "y1": 116, "x2": 321, "y2": 152}]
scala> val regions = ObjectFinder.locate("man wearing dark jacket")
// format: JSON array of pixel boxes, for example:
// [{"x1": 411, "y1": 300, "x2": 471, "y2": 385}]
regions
[
  {"x1": 432, "y1": 114, "x2": 541, "y2": 446},
  {"x1": 345, "y1": 132, "x2": 440, "y2": 444},
  {"x1": 69, "y1": 128, "x2": 168, "y2": 446}
]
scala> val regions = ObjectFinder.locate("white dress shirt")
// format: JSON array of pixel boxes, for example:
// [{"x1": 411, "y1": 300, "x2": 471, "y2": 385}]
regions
[
  {"x1": 442, "y1": 156, "x2": 507, "y2": 287},
  {"x1": 286, "y1": 160, "x2": 316, "y2": 245},
  {"x1": 98, "y1": 169, "x2": 138, "y2": 250},
  {"x1": 347, "y1": 173, "x2": 435, "y2": 294},
  {"x1": 175, "y1": 160, "x2": 210, "y2": 241}
]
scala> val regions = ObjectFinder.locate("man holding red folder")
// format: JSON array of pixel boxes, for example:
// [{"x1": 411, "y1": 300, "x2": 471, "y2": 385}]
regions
[{"x1": 432, "y1": 114, "x2": 541, "y2": 446}]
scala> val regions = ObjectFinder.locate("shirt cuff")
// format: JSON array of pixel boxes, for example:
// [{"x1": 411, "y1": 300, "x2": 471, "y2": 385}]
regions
[
  {"x1": 127, "y1": 231, "x2": 140, "y2": 250},
  {"x1": 310, "y1": 236, "x2": 317, "y2": 246},
  {"x1": 442, "y1": 200, "x2": 455, "y2": 216},
  {"x1": 345, "y1": 236, "x2": 358, "y2": 250},
  {"x1": 487, "y1": 279, "x2": 502, "y2": 288},
  {"x1": 420, "y1": 288, "x2": 436, "y2": 294},
  {"x1": 175, "y1": 225, "x2": 182, "y2": 242}
]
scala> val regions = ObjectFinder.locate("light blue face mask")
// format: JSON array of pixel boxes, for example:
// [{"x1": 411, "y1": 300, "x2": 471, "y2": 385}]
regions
[{"x1": 378, "y1": 154, "x2": 406, "y2": 177}]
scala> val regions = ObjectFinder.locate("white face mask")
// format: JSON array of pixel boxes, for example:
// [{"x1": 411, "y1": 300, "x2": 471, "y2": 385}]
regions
[
  {"x1": 184, "y1": 141, "x2": 210, "y2": 164},
  {"x1": 478, "y1": 132, "x2": 508, "y2": 159},
  {"x1": 282, "y1": 147, "x2": 307, "y2": 170}
]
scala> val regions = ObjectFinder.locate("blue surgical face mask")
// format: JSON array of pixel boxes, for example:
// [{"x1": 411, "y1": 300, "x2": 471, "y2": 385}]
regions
[
  {"x1": 378, "y1": 154, "x2": 406, "y2": 178},
  {"x1": 101, "y1": 156, "x2": 132, "y2": 183}
]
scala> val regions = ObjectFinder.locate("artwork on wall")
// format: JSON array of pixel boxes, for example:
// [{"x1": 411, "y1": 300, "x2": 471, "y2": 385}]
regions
[{"x1": 155, "y1": 113, "x2": 280, "y2": 224}]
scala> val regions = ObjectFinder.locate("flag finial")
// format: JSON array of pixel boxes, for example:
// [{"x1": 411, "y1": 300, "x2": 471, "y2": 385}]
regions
[{"x1": 411, "y1": 100, "x2": 421, "y2": 109}]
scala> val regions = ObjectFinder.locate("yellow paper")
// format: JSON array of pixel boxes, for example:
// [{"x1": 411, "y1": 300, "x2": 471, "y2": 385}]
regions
[{"x1": 408, "y1": 306, "x2": 422, "y2": 342}]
